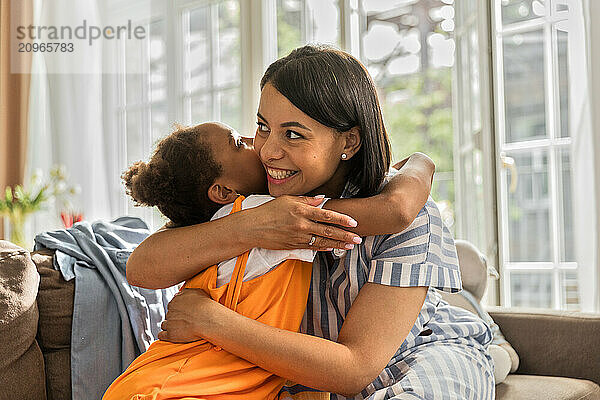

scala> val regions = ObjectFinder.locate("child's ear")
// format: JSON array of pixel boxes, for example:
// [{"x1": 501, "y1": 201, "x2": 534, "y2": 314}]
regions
[
  {"x1": 341, "y1": 126, "x2": 361, "y2": 160},
  {"x1": 207, "y1": 183, "x2": 238, "y2": 205}
]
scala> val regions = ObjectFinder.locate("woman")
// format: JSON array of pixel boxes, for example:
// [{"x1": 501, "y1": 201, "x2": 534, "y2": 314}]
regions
[{"x1": 128, "y1": 45, "x2": 495, "y2": 399}]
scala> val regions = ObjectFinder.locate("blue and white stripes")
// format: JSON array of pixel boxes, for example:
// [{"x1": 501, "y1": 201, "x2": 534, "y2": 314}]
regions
[
  {"x1": 281, "y1": 174, "x2": 495, "y2": 399},
  {"x1": 367, "y1": 200, "x2": 462, "y2": 291}
]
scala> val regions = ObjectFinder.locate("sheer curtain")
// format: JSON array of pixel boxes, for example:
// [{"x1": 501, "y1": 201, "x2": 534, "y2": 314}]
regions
[
  {"x1": 1, "y1": 0, "x2": 33, "y2": 240},
  {"x1": 27, "y1": 0, "x2": 118, "y2": 236},
  {"x1": 583, "y1": 0, "x2": 600, "y2": 312}
]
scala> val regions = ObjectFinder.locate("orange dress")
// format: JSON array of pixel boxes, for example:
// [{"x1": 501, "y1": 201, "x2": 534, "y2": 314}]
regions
[{"x1": 102, "y1": 196, "x2": 314, "y2": 400}]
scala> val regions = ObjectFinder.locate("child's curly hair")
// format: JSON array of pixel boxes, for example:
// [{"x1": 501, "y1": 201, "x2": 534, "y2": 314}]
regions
[{"x1": 122, "y1": 124, "x2": 223, "y2": 227}]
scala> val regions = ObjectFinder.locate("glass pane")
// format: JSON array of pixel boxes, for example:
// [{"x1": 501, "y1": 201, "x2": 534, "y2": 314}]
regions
[
  {"x1": 151, "y1": 102, "x2": 168, "y2": 143},
  {"x1": 362, "y1": 0, "x2": 456, "y2": 229},
  {"x1": 469, "y1": 25, "x2": 481, "y2": 133},
  {"x1": 460, "y1": 35, "x2": 472, "y2": 143},
  {"x1": 461, "y1": 0, "x2": 476, "y2": 18},
  {"x1": 433, "y1": 171, "x2": 455, "y2": 229},
  {"x1": 188, "y1": 6, "x2": 211, "y2": 93},
  {"x1": 277, "y1": 0, "x2": 303, "y2": 57},
  {"x1": 561, "y1": 270, "x2": 579, "y2": 310},
  {"x1": 126, "y1": 109, "x2": 144, "y2": 164},
  {"x1": 216, "y1": 1, "x2": 240, "y2": 88},
  {"x1": 558, "y1": 148, "x2": 574, "y2": 262},
  {"x1": 149, "y1": 20, "x2": 167, "y2": 103},
  {"x1": 503, "y1": 30, "x2": 546, "y2": 143},
  {"x1": 507, "y1": 150, "x2": 551, "y2": 261},
  {"x1": 501, "y1": 0, "x2": 546, "y2": 26},
  {"x1": 218, "y1": 88, "x2": 242, "y2": 132},
  {"x1": 459, "y1": 148, "x2": 485, "y2": 249},
  {"x1": 125, "y1": 36, "x2": 143, "y2": 105},
  {"x1": 191, "y1": 95, "x2": 211, "y2": 125},
  {"x1": 306, "y1": 0, "x2": 339, "y2": 46},
  {"x1": 277, "y1": 0, "x2": 340, "y2": 57},
  {"x1": 510, "y1": 271, "x2": 553, "y2": 308},
  {"x1": 471, "y1": 149, "x2": 486, "y2": 249},
  {"x1": 557, "y1": 27, "x2": 569, "y2": 138}
]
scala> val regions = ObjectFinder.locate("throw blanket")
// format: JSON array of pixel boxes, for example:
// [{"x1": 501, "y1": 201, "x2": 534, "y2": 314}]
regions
[{"x1": 34, "y1": 217, "x2": 179, "y2": 400}]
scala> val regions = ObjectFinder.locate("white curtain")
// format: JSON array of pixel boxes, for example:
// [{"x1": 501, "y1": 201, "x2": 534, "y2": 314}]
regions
[
  {"x1": 27, "y1": 0, "x2": 117, "y2": 236},
  {"x1": 583, "y1": 0, "x2": 600, "y2": 312}
]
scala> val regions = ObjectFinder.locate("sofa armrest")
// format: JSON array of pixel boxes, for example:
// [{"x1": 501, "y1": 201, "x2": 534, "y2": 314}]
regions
[{"x1": 487, "y1": 306, "x2": 600, "y2": 386}]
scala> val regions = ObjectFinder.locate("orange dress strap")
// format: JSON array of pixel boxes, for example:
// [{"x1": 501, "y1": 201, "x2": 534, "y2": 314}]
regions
[
  {"x1": 102, "y1": 194, "x2": 323, "y2": 400},
  {"x1": 222, "y1": 195, "x2": 249, "y2": 313}
]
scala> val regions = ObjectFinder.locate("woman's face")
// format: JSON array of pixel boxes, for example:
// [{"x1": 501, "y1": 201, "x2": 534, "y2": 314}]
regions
[{"x1": 254, "y1": 83, "x2": 349, "y2": 198}]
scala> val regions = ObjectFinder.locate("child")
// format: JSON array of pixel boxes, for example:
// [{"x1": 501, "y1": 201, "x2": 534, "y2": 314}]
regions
[{"x1": 102, "y1": 122, "x2": 435, "y2": 400}]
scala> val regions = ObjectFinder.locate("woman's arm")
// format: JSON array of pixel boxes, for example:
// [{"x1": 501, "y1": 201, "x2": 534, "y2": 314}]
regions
[
  {"x1": 159, "y1": 284, "x2": 427, "y2": 397},
  {"x1": 322, "y1": 152, "x2": 434, "y2": 237},
  {"x1": 127, "y1": 152, "x2": 434, "y2": 289},
  {"x1": 127, "y1": 198, "x2": 361, "y2": 289}
]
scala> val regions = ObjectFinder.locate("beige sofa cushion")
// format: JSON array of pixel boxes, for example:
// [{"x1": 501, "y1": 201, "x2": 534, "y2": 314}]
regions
[
  {"x1": 31, "y1": 249, "x2": 73, "y2": 400},
  {"x1": 42, "y1": 349, "x2": 71, "y2": 400},
  {"x1": 32, "y1": 249, "x2": 73, "y2": 351},
  {"x1": 0, "y1": 240, "x2": 46, "y2": 400},
  {"x1": 497, "y1": 375, "x2": 600, "y2": 400}
]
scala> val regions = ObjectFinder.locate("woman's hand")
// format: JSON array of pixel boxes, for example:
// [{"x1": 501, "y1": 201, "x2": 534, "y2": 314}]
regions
[
  {"x1": 244, "y1": 195, "x2": 362, "y2": 252},
  {"x1": 158, "y1": 288, "x2": 215, "y2": 343}
]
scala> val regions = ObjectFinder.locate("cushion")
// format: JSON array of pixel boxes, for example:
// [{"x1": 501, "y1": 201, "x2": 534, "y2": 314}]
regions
[
  {"x1": 455, "y1": 240, "x2": 489, "y2": 300},
  {"x1": 32, "y1": 249, "x2": 74, "y2": 351},
  {"x1": 31, "y1": 249, "x2": 73, "y2": 400},
  {"x1": 0, "y1": 341, "x2": 46, "y2": 400},
  {"x1": 0, "y1": 240, "x2": 46, "y2": 399},
  {"x1": 496, "y1": 375, "x2": 600, "y2": 400},
  {"x1": 42, "y1": 349, "x2": 71, "y2": 400}
]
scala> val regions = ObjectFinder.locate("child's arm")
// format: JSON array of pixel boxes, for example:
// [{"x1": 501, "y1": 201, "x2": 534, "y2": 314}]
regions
[{"x1": 323, "y1": 152, "x2": 434, "y2": 237}]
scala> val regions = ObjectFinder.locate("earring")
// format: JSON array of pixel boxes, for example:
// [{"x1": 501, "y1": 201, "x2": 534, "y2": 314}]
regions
[{"x1": 341, "y1": 153, "x2": 347, "y2": 160}]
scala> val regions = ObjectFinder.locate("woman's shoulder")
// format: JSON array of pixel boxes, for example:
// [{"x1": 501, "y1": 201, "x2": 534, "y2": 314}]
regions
[{"x1": 364, "y1": 197, "x2": 462, "y2": 292}]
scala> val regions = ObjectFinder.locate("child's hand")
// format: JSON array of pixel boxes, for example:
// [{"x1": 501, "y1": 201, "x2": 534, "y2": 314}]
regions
[{"x1": 158, "y1": 288, "x2": 215, "y2": 343}]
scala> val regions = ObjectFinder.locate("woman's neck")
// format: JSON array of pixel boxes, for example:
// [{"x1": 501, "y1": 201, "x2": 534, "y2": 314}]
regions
[{"x1": 306, "y1": 162, "x2": 351, "y2": 198}]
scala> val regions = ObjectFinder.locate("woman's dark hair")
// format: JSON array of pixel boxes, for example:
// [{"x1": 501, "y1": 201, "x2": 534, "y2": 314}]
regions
[
  {"x1": 122, "y1": 124, "x2": 223, "y2": 227},
  {"x1": 260, "y1": 44, "x2": 392, "y2": 197}
]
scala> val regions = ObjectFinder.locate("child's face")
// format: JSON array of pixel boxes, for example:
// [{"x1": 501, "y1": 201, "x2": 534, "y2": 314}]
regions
[{"x1": 202, "y1": 122, "x2": 268, "y2": 196}]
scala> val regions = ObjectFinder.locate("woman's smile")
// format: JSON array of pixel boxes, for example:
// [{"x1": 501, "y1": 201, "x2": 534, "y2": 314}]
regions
[
  {"x1": 265, "y1": 165, "x2": 299, "y2": 184},
  {"x1": 254, "y1": 83, "x2": 353, "y2": 198}
]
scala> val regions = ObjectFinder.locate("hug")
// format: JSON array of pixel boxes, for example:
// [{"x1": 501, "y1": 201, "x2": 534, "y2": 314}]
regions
[
  {"x1": 4, "y1": 1, "x2": 600, "y2": 399},
  {"x1": 102, "y1": 45, "x2": 495, "y2": 399}
]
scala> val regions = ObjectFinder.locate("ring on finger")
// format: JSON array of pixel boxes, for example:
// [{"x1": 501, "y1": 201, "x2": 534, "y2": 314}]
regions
[{"x1": 308, "y1": 235, "x2": 316, "y2": 246}]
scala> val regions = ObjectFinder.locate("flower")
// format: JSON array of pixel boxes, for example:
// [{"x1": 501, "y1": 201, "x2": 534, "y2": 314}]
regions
[{"x1": 1, "y1": 165, "x2": 79, "y2": 218}]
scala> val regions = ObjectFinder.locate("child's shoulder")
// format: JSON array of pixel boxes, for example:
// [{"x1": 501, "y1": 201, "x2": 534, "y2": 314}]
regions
[
  {"x1": 210, "y1": 195, "x2": 275, "y2": 221},
  {"x1": 242, "y1": 194, "x2": 276, "y2": 209}
]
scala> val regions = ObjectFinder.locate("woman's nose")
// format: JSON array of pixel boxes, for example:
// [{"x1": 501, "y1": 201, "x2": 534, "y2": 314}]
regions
[{"x1": 259, "y1": 134, "x2": 285, "y2": 162}]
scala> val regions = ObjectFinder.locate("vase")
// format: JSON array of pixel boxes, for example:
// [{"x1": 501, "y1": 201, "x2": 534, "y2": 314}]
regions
[{"x1": 8, "y1": 211, "x2": 28, "y2": 250}]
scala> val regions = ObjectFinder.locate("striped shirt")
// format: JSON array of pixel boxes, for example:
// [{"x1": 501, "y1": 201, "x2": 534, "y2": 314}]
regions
[{"x1": 281, "y1": 173, "x2": 494, "y2": 399}]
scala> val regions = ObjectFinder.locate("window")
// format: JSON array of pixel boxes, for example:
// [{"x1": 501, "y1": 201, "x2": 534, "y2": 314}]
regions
[
  {"x1": 108, "y1": 0, "x2": 242, "y2": 229},
  {"x1": 493, "y1": 0, "x2": 584, "y2": 310},
  {"x1": 274, "y1": 0, "x2": 457, "y2": 227},
  {"x1": 111, "y1": 15, "x2": 169, "y2": 229},
  {"x1": 183, "y1": 1, "x2": 242, "y2": 130},
  {"x1": 359, "y1": 0, "x2": 457, "y2": 229},
  {"x1": 276, "y1": 0, "x2": 341, "y2": 57},
  {"x1": 453, "y1": 0, "x2": 599, "y2": 311},
  {"x1": 102, "y1": 0, "x2": 598, "y2": 311}
]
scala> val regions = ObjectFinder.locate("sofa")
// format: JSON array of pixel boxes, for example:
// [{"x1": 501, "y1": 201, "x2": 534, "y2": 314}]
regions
[{"x1": 1, "y1": 239, "x2": 599, "y2": 399}]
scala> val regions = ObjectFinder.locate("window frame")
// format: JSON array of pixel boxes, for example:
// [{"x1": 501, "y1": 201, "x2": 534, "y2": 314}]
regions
[
  {"x1": 103, "y1": 0, "x2": 599, "y2": 311},
  {"x1": 487, "y1": 0, "x2": 598, "y2": 311},
  {"x1": 453, "y1": 0, "x2": 500, "y2": 306}
]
